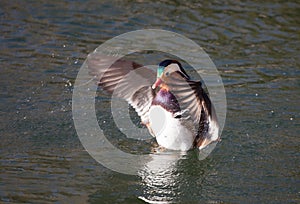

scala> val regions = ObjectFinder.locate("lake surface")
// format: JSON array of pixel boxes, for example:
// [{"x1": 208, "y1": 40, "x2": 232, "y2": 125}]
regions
[{"x1": 0, "y1": 0, "x2": 299, "y2": 203}]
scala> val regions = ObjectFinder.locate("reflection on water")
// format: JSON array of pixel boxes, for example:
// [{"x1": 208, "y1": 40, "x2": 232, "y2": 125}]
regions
[
  {"x1": 87, "y1": 149, "x2": 221, "y2": 203},
  {"x1": 1, "y1": 0, "x2": 299, "y2": 203},
  {"x1": 138, "y1": 149, "x2": 220, "y2": 203},
  {"x1": 138, "y1": 151, "x2": 184, "y2": 203}
]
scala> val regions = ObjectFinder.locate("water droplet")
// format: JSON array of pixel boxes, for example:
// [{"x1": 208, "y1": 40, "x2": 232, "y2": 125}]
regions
[{"x1": 60, "y1": 105, "x2": 66, "y2": 112}]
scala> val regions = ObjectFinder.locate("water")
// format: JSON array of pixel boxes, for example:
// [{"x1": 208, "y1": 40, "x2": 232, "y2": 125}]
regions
[{"x1": 0, "y1": 0, "x2": 299, "y2": 203}]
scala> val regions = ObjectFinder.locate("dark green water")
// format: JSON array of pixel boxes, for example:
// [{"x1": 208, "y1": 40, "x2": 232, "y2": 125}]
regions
[{"x1": 0, "y1": 0, "x2": 299, "y2": 203}]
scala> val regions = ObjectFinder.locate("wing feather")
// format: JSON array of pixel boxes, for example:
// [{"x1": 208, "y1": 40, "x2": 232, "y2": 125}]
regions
[
  {"x1": 165, "y1": 71, "x2": 219, "y2": 147},
  {"x1": 87, "y1": 53, "x2": 156, "y2": 124}
]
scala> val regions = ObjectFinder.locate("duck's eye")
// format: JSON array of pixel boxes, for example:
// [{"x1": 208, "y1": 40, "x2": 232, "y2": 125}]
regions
[{"x1": 165, "y1": 72, "x2": 170, "y2": 76}]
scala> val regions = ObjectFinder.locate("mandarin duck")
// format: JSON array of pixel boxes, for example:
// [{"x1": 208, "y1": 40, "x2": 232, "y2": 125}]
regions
[{"x1": 87, "y1": 54, "x2": 219, "y2": 151}]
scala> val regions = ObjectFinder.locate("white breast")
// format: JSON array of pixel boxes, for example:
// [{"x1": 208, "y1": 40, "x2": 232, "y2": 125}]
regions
[{"x1": 148, "y1": 105, "x2": 195, "y2": 151}]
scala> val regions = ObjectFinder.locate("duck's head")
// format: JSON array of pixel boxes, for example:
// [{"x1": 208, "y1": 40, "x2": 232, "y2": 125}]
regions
[{"x1": 152, "y1": 60, "x2": 190, "y2": 89}]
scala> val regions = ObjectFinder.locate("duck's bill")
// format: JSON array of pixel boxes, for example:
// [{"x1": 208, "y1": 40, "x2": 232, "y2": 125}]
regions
[{"x1": 152, "y1": 78, "x2": 162, "y2": 89}]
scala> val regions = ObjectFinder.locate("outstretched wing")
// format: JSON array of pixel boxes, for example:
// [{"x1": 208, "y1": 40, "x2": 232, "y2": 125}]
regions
[
  {"x1": 165, "y1": 72, "x2": 219, "y2": 148},
  {"x1": 87, "y1": 53, "x2": 156, "y2": 125}
]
